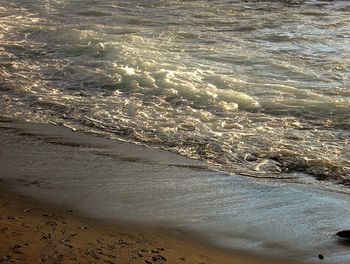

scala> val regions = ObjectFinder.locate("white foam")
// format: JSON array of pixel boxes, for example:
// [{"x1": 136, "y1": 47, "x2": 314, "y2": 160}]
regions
[{"x1": 0, "y1": 0, "x2": 349, "y2": 183}]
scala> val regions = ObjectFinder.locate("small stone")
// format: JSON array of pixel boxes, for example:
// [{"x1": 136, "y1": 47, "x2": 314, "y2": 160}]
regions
[
  {"x1": 245, "y1": 154, "x2": 258, "y2": 162},
  {"x1": 336, "y1": 230, "x2": 350, "y2": 240},
  {"x1": 41, "y1": 213, "x2": 52, "y2": 217},
  {"x1": 318, "y1": 254, "x2": 324, "y2": 260},
  {"x1": 152, "y1": 255, "x2": 167, "y2": 262},
  {"x1": 24, "y1": 208, "x2": 31, "y2": 213},
  {"x1": 80, "y1": 226, "x2": 88, "y2": 230}
]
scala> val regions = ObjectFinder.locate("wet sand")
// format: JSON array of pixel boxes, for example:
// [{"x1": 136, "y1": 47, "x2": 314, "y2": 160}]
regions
[
  {"x1": 0, "y1": 117, "x2": 349, "y2": 263},
  {"x1": 0, "y1": 118, "x2": 303, "y2": 264},
  {"x1": 1, "y1": 190, "x2": 293, "y2": 264}
]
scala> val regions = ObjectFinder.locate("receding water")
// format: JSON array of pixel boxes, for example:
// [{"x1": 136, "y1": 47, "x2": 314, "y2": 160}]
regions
[{"x1": 0, "y1": 0, "x2": 349, "y2": 184}]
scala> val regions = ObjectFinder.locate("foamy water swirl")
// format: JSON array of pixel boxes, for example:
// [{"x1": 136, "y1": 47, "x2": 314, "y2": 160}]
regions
[{"x1": 1, "y1": 0, "x2": 349, "y2": 185}]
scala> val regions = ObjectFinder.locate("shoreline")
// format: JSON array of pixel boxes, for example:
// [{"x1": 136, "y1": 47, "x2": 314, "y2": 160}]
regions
[
  {"x1": 0, "y1": 189, "x2": 301, "y2": 264},
  {"x1": 0, "y1": 117, "x2": 349, "y2": 263},
  {"x1": 0, "y1": 118, "x2": 304, "y2": 264}
]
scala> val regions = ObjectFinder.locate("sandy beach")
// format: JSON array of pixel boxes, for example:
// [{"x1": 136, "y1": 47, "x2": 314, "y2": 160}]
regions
[
  {"x1": 1, "y1": 1, "x2": 349, "y2": 263},
  {"x1": 0, "y1": 118, "x2": 305, "y2": 264},
  {"x1": 0, "y1": 189, "x2": 303, "y2": 264},
  {"x1": 0, "y1": 118, "x2": 349, "y2": 263}
]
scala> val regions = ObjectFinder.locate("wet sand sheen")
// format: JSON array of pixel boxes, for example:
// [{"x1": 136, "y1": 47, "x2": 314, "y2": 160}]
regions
[
  {"x1": 1, "y1": 191, "x2": 294, "y2": 264},
  {"x1": 0, "y1": 120, "x2": 302, "y2": 264},
  {"x1": 0, "y1": 118, "x2": 349, "y2": 263}
]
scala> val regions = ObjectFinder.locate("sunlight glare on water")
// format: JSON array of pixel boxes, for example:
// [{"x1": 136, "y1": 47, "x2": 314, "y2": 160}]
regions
[{"x1": 0, "y1": 0, "x2": 349, "y2": 184}]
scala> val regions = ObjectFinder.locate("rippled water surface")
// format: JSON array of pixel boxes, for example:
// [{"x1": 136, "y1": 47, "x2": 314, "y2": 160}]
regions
[{"x1": 0, "y1": 0, "x2": 349, "y2": 184}]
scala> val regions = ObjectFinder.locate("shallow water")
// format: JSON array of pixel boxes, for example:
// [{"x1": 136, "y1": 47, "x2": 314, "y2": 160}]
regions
[{"x1": 0, "y1": 0, "x2": 349, "y2": 184}]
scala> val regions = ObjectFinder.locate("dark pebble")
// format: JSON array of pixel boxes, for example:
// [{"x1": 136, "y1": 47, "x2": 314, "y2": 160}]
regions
[
  {"x1": 152, "y1": 255, "x2": 167, "y2": 262},
  {"x1": 41, "y1": 213, "x2": 52, "y2": 217},
  {"x1": 318, "y1": 254, "x2": 324, "y2": 260},
  {"x1": 336, "y1": 230, "x2": 350, "y2": 239}
]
